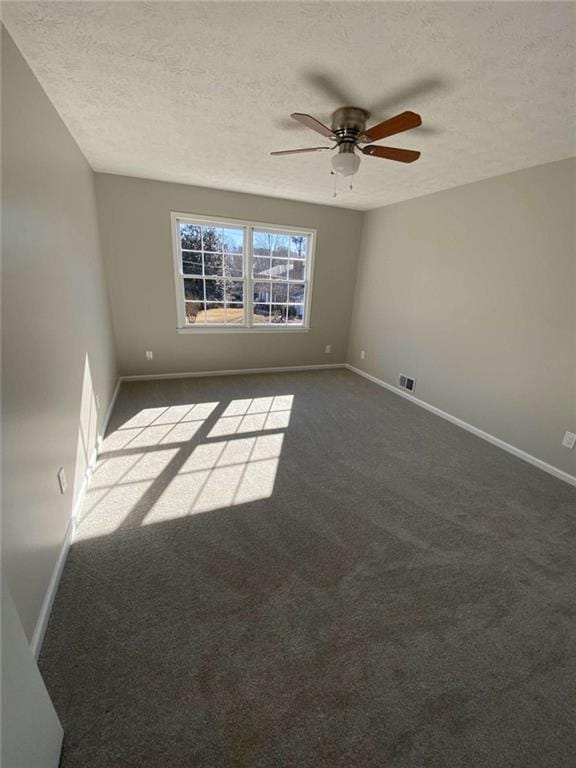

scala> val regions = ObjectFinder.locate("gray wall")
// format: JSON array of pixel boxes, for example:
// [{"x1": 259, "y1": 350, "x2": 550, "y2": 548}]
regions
[
  {"x1": 1, "y1": 27, "x2": 117, "y2": 639},
  {"x1": 2, "y1": 584, "x2": 63, "y2": 768},
  {"x1": 94, "y1": 173, "x2": 363, "y2": 376},
  {"x1": 348, "y1": 158, "x2": 576, "y2": 476}
]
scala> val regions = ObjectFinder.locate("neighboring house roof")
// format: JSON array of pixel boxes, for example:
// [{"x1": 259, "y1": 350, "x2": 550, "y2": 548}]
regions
[{"x1": 259, "y1": 264, "x2": 291, "y2": 279}]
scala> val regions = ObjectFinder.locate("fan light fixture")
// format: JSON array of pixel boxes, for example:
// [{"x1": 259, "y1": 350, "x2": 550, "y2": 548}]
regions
[
  {"x1": 271, "y1": 107, "x2": 422, "y2": 189},
  {"x1": 331, "y1": 151, "x2": 360, "y2": 177}
]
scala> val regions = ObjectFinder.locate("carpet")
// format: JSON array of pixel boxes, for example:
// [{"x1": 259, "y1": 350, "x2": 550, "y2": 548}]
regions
[{"x1": 39, "y1": 370, "x2": 576, "y2": 767}]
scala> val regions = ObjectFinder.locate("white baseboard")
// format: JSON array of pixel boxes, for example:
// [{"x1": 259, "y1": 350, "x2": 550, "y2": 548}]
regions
[
  {"x1": 30, "y1": 518, "x2": 74, "y2": 659},
  {"x1": 120, "y1": 362, "x2": 346, "y2": 382},
  {"x1": 346, "y1": 364, "x2": 576, "y2": 488},
  {"x1": 30, "y1": 447, "x2": 98, "y2": 659},
  {"x1": 99, "y1": 377, "x2": 121, "y2": 445},
  {"x1": 31, "y1": 377, "x2": 122, "y2": 658}
]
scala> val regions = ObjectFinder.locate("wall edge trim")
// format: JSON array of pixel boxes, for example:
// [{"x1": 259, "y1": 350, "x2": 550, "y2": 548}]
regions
[
  {"x1": 119, "y1": 363, "x2": 346, "y2": 381},
  {"x1": 99, "y1": 377, "x2": 121, "y2": 445},
  {"x1": 345, "y1": 364, "x2": 576, "y2": 488},
  {"x1": 31, "y1": 377, "x2": 122, "y2": 657},
  {"x1": 30, "y1": 519, "x2": 74, "y2": 659}
]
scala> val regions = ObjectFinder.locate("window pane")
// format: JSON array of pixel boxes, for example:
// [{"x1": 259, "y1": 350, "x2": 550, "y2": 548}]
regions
[
  {"x1": 287, "y1": 305, "x2": 304, "y2": 324},
  {"x1": 225, "y1": 304, "x2": 245, "y2": 324},
  {"x1": 271, "y1": 282, "x2": 288, "y2": 303},
  {"x1": 203, "y1": 253, "x2": 223, "y2": 277},
  {"x1": 224, "y1": 254, "x2": 243, "y2": 277},
  {"x1": 289, "y1": 235, "x2": 308, "y2": 259},
  {"x1": 289, "y1": 259, "x2": 305, "y2": 280},
  {"x1": 253, "y1": 257, "x2": 271, "y2": 278},
  {"x1": 180, "y1": 224, "x2": 201, "y2": 250},
  {"x1": 205, "y1": 278, "x2": 225, "y2": 301},
  {"x1": 201, "y1": 304, "x2": 226, "y2": 324},
  {"x1": 185, "y1": 301, "x2": 204, "y2": 324},
  {"x1": 253, "y1": 231, "x2": 272, "y2": 256},
  {"x1": 182, "y1": 251, "x2": 202, "y2": 275},
  {"x1": 253, "y1": 281, "x2": 271, "y2": 302},
  {"x1": 202, "y1": 227, "x2": 222, "y2": 252},
  {"x1": 289, "y1": 283, "x2": 305, "y2": 302},
  {"x1": 270, "y1": 258, "x2": 290, "y2": 280},
  {"x1": 271, "y1": 304, "x2": 287, "y2": 324},
  {"x1": 184, "y1": 279, "x2": 204, "y2": 301},
  {"x1": 254, "y1": 230, "x2": 308, "y2": 260},
  {"x1": 221, "y1": 227, "x2": 244, "y2": 253},
  {"x1": 253, "y1": 304, "x2": 271, "y2": 323},
  {"x1": 271, "y1": 235, "x2": 290, "y2": 257},
  {"x1": 225, "y1": 281, "x2": 244, "y2": 303}
]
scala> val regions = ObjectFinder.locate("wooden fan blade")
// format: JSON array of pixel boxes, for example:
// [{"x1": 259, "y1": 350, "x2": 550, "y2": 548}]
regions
[
  {"x1": 362, "y1": 111, "x2": 422, "y2": 142},
  {"x1": 290, "y1": 113, "x2": 335, "y2": 138},
  {"x1": 270, "y1": 146, "x2": 331, "y2": 156},
  {"x1": 362, "y1": 145, "x2": 421, "y2": 163}
]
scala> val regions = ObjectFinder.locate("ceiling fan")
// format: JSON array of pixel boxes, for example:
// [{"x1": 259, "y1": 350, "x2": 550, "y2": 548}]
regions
[{"x1": 271, "y1": 107, "x2": 422, "y2": 178}]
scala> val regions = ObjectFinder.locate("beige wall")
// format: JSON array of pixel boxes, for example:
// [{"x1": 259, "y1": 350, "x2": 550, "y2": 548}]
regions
[
  {"x1": 1, "y1": 28, "x2": 117, "y2": 639},
  {"x1": 94, "y1": 173, "x2": 363, "y2": 376},
  {"x1": 1, "y1": 584, "x2": 63, "y2": 767},
  {"x1": 2, "y1": 28, "x2": 573, "y2": 658},
  {"x1": 348, "y1": 158, "x2": 576, "y2": 477}
]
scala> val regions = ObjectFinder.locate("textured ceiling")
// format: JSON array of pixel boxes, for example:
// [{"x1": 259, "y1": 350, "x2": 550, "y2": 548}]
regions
[{"x1": 3, "y1": 1, "x2": 575, "y2": 210}]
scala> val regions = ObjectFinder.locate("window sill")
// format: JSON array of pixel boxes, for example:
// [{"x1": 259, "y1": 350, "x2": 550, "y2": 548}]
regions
[{"x1": 177, "y1": 326, "x2": 310, "y2": 335}]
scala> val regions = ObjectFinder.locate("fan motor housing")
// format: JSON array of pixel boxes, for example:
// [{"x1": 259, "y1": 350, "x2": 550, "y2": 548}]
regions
[{"x1": 331, "y1": 107, "x2": 369, "y2": 150}]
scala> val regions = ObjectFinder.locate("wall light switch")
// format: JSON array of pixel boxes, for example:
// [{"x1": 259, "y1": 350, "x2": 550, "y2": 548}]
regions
[
  {"x1": 360, "y1": 350, "x2": 366, "y2": 360},
  {"x1": 57, "y1": 467, "x2": 67, "y2": 494},
  {"x1": 95, "y1": 394, "x2": 101, "y2": 410},
  {"x1": 562, "y1": 431, "x2": 576, "y2": 450},
  {"x1": 324, "y1": 345, "x2": 332, "y2": 354},
  {"x1": 145, "y1": 350, "x2": 154, "y2": 360}
]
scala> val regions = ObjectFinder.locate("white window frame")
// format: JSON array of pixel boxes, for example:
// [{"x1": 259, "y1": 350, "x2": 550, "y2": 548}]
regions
[{"x1": 171, "y1": 212, "x2": 316, "y2": 334}]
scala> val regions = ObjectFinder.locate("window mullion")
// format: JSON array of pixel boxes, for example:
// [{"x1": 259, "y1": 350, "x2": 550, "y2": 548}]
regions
[
  {"x1": 179, "y1": 220, "x2": 187, "y2": 326},
  {"x1": 246, "y1": 226, "x2": 253, "y2": 328}
]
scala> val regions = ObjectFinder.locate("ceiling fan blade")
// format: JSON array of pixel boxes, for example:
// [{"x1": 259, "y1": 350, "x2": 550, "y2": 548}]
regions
[
  {"x1": 270, "y1": 146, "x2": 331, "y2": 156},
  {"x1": 362, "y1": 111, "x2": 422, "y2": 142},
  {"x1": 362, "y1": 145, "x2": 421, "y2": 163},
  {"x1": 290, "y1": 113, "x2": 335, "y2": 138}
]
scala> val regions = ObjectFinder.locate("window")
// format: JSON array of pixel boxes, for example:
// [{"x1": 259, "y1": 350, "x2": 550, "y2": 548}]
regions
[{"x1": 171, "y1": 213, "x2": 315, "y2": 332}]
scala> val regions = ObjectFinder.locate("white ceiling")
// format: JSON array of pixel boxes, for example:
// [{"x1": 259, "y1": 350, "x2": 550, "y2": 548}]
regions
[{"x1": 3, "y1": 1, "x2": 575, "y2": 210}]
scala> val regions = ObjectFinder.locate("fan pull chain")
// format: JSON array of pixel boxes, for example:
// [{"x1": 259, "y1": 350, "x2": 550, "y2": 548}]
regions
[{"x1": 330, "y1": 172, "x2": 356, "y2": 196}]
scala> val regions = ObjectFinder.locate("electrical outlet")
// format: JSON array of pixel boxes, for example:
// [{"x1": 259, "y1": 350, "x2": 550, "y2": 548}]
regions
[
  {"x1": 145, "y1": 350, "x2": 154, "y2": 360},
  {"x1": 324, "y1": 345, "x2": 332, "y2": 354},
  {"x1": 57, "y1": 467, "x2": 67, "y2": 494},
  {"x1": 360, "y1": 350, "x2": 366, "y2": 360},
  {"x1": 562, "y1": 431, "x2": 576, "y2": 450}
]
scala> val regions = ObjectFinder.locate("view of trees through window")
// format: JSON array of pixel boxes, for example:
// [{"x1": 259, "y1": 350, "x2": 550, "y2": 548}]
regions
[
  {"x1": 252, "y1": 230, "x2": 307, "y2": 325},
  {"x1": 177, "y1": 220, "x2": 311, "y2": 327}
]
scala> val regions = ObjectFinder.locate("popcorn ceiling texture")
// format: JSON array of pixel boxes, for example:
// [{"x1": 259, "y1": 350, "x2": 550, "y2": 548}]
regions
[{"x1": 3, "y1": 1, "x2": 575, "y2": 210}]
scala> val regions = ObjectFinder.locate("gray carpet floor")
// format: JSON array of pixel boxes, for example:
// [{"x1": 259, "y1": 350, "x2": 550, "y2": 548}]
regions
[{"x1": 40, "y1": 370, "x2": 576, "y2": 767}]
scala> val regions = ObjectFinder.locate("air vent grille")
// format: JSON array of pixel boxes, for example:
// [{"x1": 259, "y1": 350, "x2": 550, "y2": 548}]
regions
[{"x1": 398, "y1": 374, "x2": 416, "y2": 393}]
